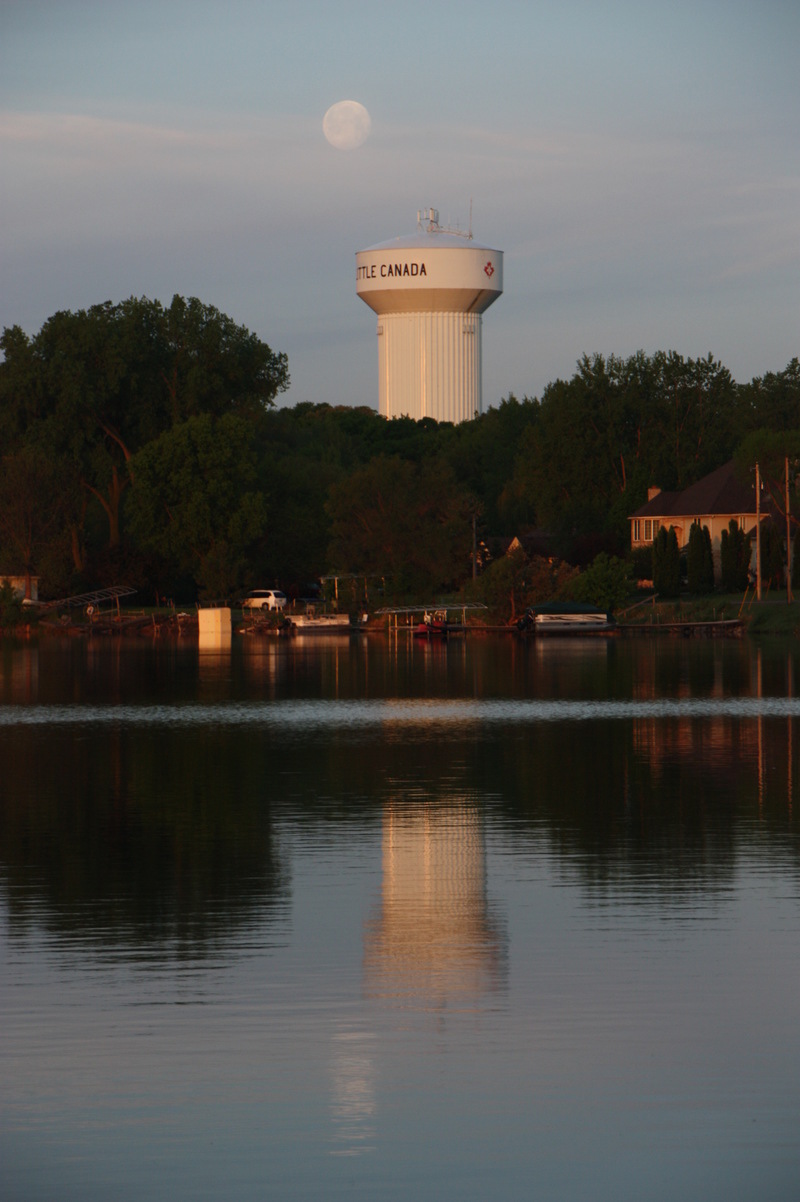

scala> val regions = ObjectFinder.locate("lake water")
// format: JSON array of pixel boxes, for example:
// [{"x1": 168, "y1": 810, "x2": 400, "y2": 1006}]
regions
[{"x1": 2, "y1": 632, "x2": 800, "y2": 1201}]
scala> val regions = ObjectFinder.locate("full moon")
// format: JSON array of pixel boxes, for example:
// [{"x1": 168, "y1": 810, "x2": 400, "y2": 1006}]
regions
[{"x1": 323, "y1": 100, "x2": 371, "y2": 151}]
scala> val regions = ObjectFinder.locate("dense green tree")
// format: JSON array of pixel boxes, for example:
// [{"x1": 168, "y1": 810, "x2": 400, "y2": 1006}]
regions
[
  {"x1": 0, "y1": 324, "x2": 43, "y2": 453},
  {"x1": 568, "y1": 552, "x2": 632, "y2": 613},
  {"x1": 440, "y1": 395, "x2": 540, "y2": 533},
  {"x1": 471, "y1": 547, "x2": 531, "y2": 623},
  {"x1": 255, "y1": 449, "x2": 339, "y2": 587},
  {"x1": 648, "y1": 352, "x2": 737, "y2": 489},
  {"x1": 0, "y1": 446, "x2": 73, "y2": 597},
  {"x1": 127, "y1": 413, "x2": 269, "y2": 599},
  {"x1": 156, "y1": 295, "x2": 289, "y2": 422},
  {"x1": 505, "y1": 350, "x2": 737, "y2": 552},
  {"x1": 471, "y1": 549, "x2": 578, "y2": 623},
  {"x1": 0, "y1": 297, "x2": 288, "y2": 557},
  {"x1": 5, "y1": 300, "x2": 800, "y2": 604},
  {"x1": 250, "y1": 404, "x2": 419, "y2": 587},
  {"x1": 734, "y1": 428, "x2": 800, "y2": 536},
  {"x1": 735, "y1": 360, "x2": 800, "y2": 437},
  {"x1": 326, "y1": 455, "x2": 475, "y2": 596}
]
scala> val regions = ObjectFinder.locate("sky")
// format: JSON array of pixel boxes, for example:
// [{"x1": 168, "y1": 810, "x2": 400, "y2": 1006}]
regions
[{"x1": 2, "y1": 0, "x2": 798, "y2": 411}]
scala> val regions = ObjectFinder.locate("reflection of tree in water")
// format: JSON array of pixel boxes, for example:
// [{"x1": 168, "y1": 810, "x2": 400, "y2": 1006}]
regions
[
  {"x1": 283, "y1": 711, "x2": 800, "y2": 913},
  {"x1": 4, "y1": 634, "x2": 800, "y2": 949},
  {"x1": 0, "y1": 727, "x2": 288, "y2": 954},
  {"x1": 474, "y1": 712, "x2": 800, "y2": 902}
]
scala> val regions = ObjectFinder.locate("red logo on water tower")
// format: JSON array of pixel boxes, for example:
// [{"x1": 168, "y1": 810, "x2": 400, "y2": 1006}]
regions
[{"x1": 483, "y1": 261, "x2": 495, "y2": 277}]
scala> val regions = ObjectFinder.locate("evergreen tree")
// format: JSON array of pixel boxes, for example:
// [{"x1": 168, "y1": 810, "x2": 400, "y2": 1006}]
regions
[
  {"x1": 720, "y1": 523, "x2": 734, "y2": 591},
  {"x1": 653, "y1": 526, "x2": 680, "y2": 597},
  {"x1": 701, "y1": 525, "x2": 715, "y2": 593},
  {"x1": 652, "y1": 528, "x2": 667, "y2": 594},
  {"x1": 720, "y1": 519, "x2": 750, "y2": 592},
  {"x1": 687, "y1": 522, "x2": 705, "y2": 593}
]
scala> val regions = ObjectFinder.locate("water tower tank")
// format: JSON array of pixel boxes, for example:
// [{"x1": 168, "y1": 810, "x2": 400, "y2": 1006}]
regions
[{"x1": 356, "y1": 209, "x2": 503, "y2": 424}]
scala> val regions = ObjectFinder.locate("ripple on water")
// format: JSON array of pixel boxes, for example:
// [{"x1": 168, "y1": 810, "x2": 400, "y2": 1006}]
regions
[{"x1": 2, "y1": 695, "x2": 800, "y2": 729}]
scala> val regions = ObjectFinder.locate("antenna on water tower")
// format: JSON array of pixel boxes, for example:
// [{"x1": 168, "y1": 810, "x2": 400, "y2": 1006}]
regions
[{"x1": 417, "y1": 208, "x2": 440, "y2": 232}]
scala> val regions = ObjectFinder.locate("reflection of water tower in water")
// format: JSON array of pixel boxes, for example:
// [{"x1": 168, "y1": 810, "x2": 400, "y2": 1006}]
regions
[
  {"x1": 363, "y1": 801, "x2": 507, "y2": 1006},
  {"x1": 356, "y1": 209, "x2": 503, "y2": 423}
]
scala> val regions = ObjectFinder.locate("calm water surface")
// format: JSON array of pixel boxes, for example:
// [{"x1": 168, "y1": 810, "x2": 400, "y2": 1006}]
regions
[{"x1": 2, "y1": 633, "x2": 800, "y2": 1201}]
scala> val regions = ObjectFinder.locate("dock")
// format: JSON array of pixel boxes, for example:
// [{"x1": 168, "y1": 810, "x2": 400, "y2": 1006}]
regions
[{"x1": 618, "y1": 618, "x2": 745, "y2": 638}]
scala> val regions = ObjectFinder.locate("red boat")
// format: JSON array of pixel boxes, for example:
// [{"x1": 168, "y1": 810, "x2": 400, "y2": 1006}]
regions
[{"x1": 413, "y1": 609, "x2": 449, "y2": 638}]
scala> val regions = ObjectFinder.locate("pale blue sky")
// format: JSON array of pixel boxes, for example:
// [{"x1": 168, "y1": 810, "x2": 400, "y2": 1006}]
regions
[{"x1": 2, "y1": 0, "x2": 798, "y2": 409}]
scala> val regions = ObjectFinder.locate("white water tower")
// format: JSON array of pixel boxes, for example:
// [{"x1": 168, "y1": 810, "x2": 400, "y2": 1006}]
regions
[{"x1": 356, "y1": 209, "x2": 503, "y2": 424}]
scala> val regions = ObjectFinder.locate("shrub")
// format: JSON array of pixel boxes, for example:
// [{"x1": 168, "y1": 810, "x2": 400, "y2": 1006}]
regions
[
  {"x1": 630, "y1": 546, "x2": 653, "y2": 582},
  {"x1": 569, "y1": 552, "x2": 632, "y2": 614}
]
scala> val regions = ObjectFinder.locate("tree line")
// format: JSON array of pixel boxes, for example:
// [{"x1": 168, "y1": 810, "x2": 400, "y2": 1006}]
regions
[{"x1": 1, "y1": 295, "x2": 799, "y2": 612}]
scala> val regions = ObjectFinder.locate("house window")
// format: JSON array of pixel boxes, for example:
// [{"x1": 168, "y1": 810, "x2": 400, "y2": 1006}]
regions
[
  {"x1": 739, "y1": 516, "x2": 747, "y2": 530},
  {"x1": 644, "y1": 520, "x2": 652, "y2": 540},
  {"x1": 632, "y1": 520, "x2": 641, "y2": 541}
]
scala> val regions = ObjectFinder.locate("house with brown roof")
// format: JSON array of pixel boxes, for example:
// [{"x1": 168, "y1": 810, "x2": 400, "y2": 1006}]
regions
[{"x1": 629, "y1": 460, "x2": 759, "y2": 568}]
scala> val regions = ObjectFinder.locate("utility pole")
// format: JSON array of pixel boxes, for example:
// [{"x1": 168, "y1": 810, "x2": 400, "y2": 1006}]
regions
[
  {"x1": 756, "y1": 462, "x2": 762, "y2": 601},
  {"x1": 787, "y1": 456, "x2": 794, "y2": 604}
]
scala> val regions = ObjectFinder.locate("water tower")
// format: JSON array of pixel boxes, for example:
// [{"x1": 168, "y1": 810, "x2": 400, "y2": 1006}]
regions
[{"x1": 356, "y1": 209, "x2": 503, "y2": 424}]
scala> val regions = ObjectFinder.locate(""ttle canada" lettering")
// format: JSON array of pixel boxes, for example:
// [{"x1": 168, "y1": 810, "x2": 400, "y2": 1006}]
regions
[{"x1": 356, "y1": 262, "x2": 427, "y2": 281}]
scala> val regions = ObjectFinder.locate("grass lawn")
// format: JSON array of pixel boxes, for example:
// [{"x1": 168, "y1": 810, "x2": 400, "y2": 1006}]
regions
[{"x1": 619, "y1": 589, "x2": 800, "y2": 635}]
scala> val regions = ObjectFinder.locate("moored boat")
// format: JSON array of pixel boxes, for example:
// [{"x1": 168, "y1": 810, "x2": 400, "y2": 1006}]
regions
[
  {"x1": 288, "y1": 610, "x2": 366, "y2": 633},
  {"x1": 516, "y1": 602, "x2": 615, "y2": 634},
  {"x1": 413, "y1": 609, "x2": 449, "y2": 638}
]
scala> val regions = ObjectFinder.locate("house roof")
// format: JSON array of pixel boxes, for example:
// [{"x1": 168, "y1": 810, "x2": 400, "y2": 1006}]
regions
[
  {"x1": 507, "y1": 531, "x2": 552, "y2": 557},
  {"x1": 630, "y1": 460, "x2": 757, "y2": 519}
]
